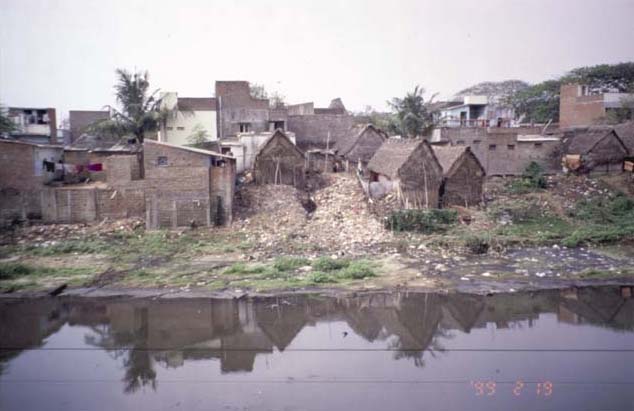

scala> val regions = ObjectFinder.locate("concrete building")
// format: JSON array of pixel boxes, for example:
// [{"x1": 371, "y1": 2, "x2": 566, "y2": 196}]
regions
[
  {"x1": 560, "y1": 84, "x2": 634, "y2": 129},
  {"x1": 431, "y1": 127, "x2": 562, "y2": 175},
  {"x1": 69, "y1": 110, "x2": 110, "y2": 143},
  {"x1": 7, "y1": 107, "x2": 57, "y2": 144},
  {"x1": 287, "y1": 99, "x2": 354, "y2": 150},
  {"x1": 220, "y1": 130, "x2": 297, "y2": 173},
  {"x1": 158, "y1": 92, "x2": 218, "y2": 145},
  {"x1": 215, "y1": 81, "x2": 277, "y2": 139},
  {"x1": 434, "y1": 96, "x2": 515, "y2": 128}
]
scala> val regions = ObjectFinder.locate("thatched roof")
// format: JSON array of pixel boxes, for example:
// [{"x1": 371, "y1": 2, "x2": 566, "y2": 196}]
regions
[
  {"x1": 563, "y1": 128, "x2": 624, "y2": 154},
  {"x1": 432, "y1": 145, "x2": 485, "y2": 177},
  {"x1": 614, "y1": 121, "x2": 634, "y2": 155},
  {"x1": 334, "y1": 124, "x2": 386, "y2": 156},
  {"x1": 367, "y1": 139, "x2": 424, "y2": 178},
  {"x1": 254, "y1": 129, "x2": 304, "y2": 159}
]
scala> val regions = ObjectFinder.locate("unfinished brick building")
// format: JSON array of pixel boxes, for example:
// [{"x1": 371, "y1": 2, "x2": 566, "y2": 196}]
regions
[
  {"x1": 143, "y1": 140, "x2": 236, "y2": 228},
  {"x1": 0, "y1": 139, "x2": 63, "y2": 222},
  {"x1": 253, "y1": 130, "x2": 306, "y2": 188},
  {"x1": 560, "y1": 84, "x2": 634, "y2": 129},
  {"x1": 432, "y1": 146, "x2": 485, "y2": 207},
  {"x1": 215, "y1": 81, "x2": 276, "y2": 138},
  {"x1": 367, "y1": 139, "x2": 443, "y2": 209}
]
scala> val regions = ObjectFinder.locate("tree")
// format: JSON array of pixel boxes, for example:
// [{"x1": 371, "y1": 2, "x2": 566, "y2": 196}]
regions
[
  {"x1": 187, "y1": 123, "x2": 210, "y2": 146},
  {"x1": 249, "y1": 83, "x2": 268, "y2": 99},
  {"x1": 90, "y1": 69, "x2": 165, "y2": 177},
  {"x1": 353, "y1": 106, "x2": 392, "y2": 131},
  {"x1": 0, "y1": 105, "x2": 17, "y2": 134},
  {"x1": 456, "y1": 80, "x2": 530, "y2": 107},
  {"x1": 562, "y1": 62, "x2": 634, "y2": 93},
  {"x1": 605, "y1": 95, "x2": 634, "y2": 124},
  {"x1": 269, "y1": 91, "x2": 286, "y2": 109},
  {"x1": 508, "y1": 80, "x2": 561, "y2": 123},
  {"x1": 387, "y1": 86, "x2": 436, "y2": 138}
]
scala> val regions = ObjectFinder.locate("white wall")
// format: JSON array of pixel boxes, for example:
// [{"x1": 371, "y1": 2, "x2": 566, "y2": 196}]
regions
[{"x1": 161, "y1": 110, "x2": 218, "y2": 145}]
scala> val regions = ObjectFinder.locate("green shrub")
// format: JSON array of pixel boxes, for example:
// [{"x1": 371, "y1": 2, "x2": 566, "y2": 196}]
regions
[
  {"x1": 224, "y1": 263, "x2": 268, "y2": 275},
  {"x1": 337, "y1": 261, "x2": 376, "y2": 279},
  {"x1": 309, "y1": 271, "x2": 337, "y2": 284},
  {"x1": 273, "y1": 256, "x2": 310, "y2": 272},
  {"x1": 385, "y1": 209, "x2": 458, "y2": 233},
  {"x1": 506, "y1": 162, "x2": 547, "y2": 194},
  {"x1": 0, "y1": 263, "x2": 34, "y2": 280},
  {"x1": 312, "y1": 257, "x2": 350, "y2": 271}
]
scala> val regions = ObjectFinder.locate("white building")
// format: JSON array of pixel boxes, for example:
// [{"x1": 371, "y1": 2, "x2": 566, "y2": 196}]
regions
[
  {"x1": 220, "y1": 131, "x2": 296, "y2": 173},
  {"x1": 158, "y1": 92, "x2": 218, "y2": 145},
  {"x1": 435, "y1": 95, "x2": 515, "y2": 128}
]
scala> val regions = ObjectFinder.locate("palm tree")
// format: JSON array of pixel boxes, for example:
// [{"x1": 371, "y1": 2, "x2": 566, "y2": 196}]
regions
[
  {"x1": 387, "y1": 86, "x2": 437, "y2": 138},
  {"x1": 91, "y1": 69, "x2": 166, "y2": 176}
]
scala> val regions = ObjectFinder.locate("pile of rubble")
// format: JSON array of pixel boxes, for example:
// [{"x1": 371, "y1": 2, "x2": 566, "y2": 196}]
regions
[
  {"x1": 0, "y1": 217, "x2": 145, "y2": 246},
  {"x1": 233, "y1": 174, "x2": 393, "y2": 256}
]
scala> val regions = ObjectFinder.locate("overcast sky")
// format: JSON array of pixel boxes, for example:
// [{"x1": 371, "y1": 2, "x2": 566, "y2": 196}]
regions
[{"x1": 1, "y1": 0, "x2": 633, "y2": 121}]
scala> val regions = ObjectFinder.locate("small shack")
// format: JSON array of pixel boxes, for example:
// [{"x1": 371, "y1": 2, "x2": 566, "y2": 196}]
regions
[
  {"x1": 253, "y1": 129, "x2": 306, "y2": 187},
  {"x1": 561, "y1": 128, "x2": 628, "y2": 174},
  {"x1": 432, "y1": 145, "x2": 485, "y2": 207},
  {"x1": 334, "y1": 124, "x2": 387, "y2": 172},
  {"x1": 367, "y1": 139, "x2": 443, "y2": 208}
]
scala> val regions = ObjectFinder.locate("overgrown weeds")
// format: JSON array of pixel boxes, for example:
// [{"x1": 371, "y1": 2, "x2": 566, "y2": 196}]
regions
[{"x1": 385, "y1": 209, "x2": 458, "y2": 233}]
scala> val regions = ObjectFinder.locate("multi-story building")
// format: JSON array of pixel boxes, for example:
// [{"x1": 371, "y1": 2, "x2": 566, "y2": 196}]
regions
[
  {"x1": 158, "y1": 92, "x2": 218, "y2": 145},
  {"x1": 7, "y1": 107, "x2": 57, "y2": 144},
  {"x1": 434, "y1": 95, "x2": 515, "y2": 128},
  {"x1": 559, "y1": 84, "x2": 634, "y2": 128}
]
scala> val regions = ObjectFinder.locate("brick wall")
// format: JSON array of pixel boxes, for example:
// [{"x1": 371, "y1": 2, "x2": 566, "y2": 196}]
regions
[
  {"x1": 215, "y1": 81, "x2": 270, "y2": 138},
  {"x1": 69, "y1": 110, "x2": 110, "y2": 143},
  {"x1": 560, "y1": 84, "x2": 606, "y2": 128},
  {"x1": 287, "y1": 114, "x2": 355, "y2": 150}
]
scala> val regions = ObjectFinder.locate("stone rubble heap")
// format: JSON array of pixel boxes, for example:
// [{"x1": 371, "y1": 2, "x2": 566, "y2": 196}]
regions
[{"x1": 234, "y1": 174, "x2": 392, "y2": 255}]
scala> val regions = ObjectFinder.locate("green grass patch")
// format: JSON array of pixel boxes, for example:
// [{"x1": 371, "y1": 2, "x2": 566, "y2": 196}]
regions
[
  {"x1": 273, "y1": 256, "x2": 310, "y2": 272},
  {"x1": 312, "y1": 256, "x2": 350, "y2": 271},
  {"x1": 385, "y1": 209, "x2": 458, "y2": 233}
]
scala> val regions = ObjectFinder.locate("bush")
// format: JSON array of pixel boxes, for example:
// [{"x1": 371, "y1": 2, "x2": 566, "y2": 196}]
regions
[
  {"x1": 309, "y1": 271, "x2": 337, "y2": 284},
  {"x1": 464, "y1": 235, "x2": 490, "y2": 254},
  {"x1": 337, "y1": 261, "x2": 376, "y2": 279},
  {"x1": 273, "y1": 256, "x2": 310, "y2": 272},
  {"x1": 385, "y1": 209, "x2": 458, "y2": 233},
  {"x1": 506, "y1": 162, "x2": 547, "y2": 193},
  {"x1": 0, "y1": 263, "x2": 34, "y2": 280},
  {"x1": 312, "y1": 257, "x2": 350, "y2": 272}
]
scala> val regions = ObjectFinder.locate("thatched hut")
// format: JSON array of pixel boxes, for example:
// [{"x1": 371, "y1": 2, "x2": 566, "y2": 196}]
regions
[
  {"x1": 253, "y1": 129, "x2": 306, "y2": 187},
  {"x1": 432, "y1": 145, "x2": 485, "y2": 207},
  {"x1": 614, "y1": 121, "x2": 634, "y2": 156},
  {"x1": 367, "y1": 139, "x2": 443, "y2": 208},
  {"x1": 334, "y1": 124, "x2": 387, "y2": 173},
  {"x1": 561, "y1": 127, "x2": 628, "y2": 174}
]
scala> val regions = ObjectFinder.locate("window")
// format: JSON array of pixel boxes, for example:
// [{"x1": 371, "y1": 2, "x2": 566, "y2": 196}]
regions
[
  {"x1": 507, "y1": 144, "x2": 515, "y2": 150},
  {"x1": 157, "y1": 156, "x2": 168, "y2": 166},
  {"x1": 534, "y1": 142, "x2": 543, "y2": 148},
  {"x1": 239, "y1": 123, "x2": 251, "y2": 133},
  {"x1": 166, "y1": 126, "x2": 173, "y2": 131},
  {"x1": 473, "y1": 140, "x2": 481, "y2": 145},
  {"x1": 176, "y1": 126, "x2": 185, "y2": 131},
  {"x1": 489, "y1": 144, "x2": 496, "y2": 151},
  {"x1": 456, "y1": 140, "x2": 465, "y2": 145}
]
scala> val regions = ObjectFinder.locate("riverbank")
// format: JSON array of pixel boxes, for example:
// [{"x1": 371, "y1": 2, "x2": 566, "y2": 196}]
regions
[{"x1": 1, "y1": 173, "x2": 633, "y2": 295}]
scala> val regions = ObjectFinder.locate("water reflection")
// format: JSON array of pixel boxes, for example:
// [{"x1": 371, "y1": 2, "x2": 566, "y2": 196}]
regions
[{"x1": 0, "y1": 287, "x2": 632, "y2": 394}]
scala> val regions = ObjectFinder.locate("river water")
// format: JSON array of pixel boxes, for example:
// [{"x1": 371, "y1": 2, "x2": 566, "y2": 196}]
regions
[{"x1": 1, "y1": 287, "x2": 633, "y2": 410}]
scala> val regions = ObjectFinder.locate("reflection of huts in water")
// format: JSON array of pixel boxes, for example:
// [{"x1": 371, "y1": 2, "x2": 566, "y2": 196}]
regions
[
  {"x1": 561, "y1": 127, "x2": 628, "y2": 174},
  {"x1": 253, "y1": 129, "x2": 306, "y2": 187},
  {"x1": 334, "y1": 124, "x2": 387, "y2": 173},
  {"x1": 367, "y1": 139, "x2": 443, "y2": 208},
  {"x1": 432, "y1": 145, "x2": 485, "y2": 207}
]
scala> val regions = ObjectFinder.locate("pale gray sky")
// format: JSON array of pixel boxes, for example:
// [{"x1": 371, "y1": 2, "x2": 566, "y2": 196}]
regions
[{"x1": 1, "y1": 0, "x2": 633, "y2": 121}]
